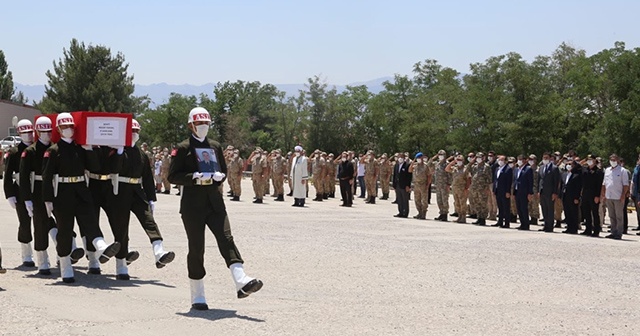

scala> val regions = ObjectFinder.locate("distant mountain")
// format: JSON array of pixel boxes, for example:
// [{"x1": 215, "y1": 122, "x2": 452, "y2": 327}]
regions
[{"x1": 15, "y1": 76, "x2": 393, "y2": 107}]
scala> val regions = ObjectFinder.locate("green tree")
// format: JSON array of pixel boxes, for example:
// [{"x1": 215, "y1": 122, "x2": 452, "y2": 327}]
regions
[
  {"x1": 38, "y1": 38, "x2": 141, "y2": 113},
  {"x1": 138, "y1": 93, "x2": 199, "y2": 147},
  {"x1": 0, "y1": 50, "x2": 15, "y2": 100}
]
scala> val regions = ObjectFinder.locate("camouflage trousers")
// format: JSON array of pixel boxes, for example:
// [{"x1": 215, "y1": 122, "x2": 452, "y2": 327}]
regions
[
  {"x1": 264, "y1": 178, "x2": 270, "y2": 195},
  {"x1": 162, "y1": 175, "x2": 171, "y2": 192},
  {"x1": 313, "y1": 176, "x2": 324, "y2": 195},
  {"x1": 554, "y1": 197, "x2": 563, "y2": 221},
  {"x1": 365, "y1": 175, "x2": 377, "y2": 198},
  {"x1": 253, "y1": 178, "x2": 265, "y2": 200},
  {"x1": 435, "y1": 183, "x2": 449, "y2": 215},
  {"x1": 452, "y1": 186, "x2": 467, "y2": 222},
  {"x1": 380, "y1": 175, "x2": 391, "y2": 194},
  {"x1": 323, "y1": 177, "x2": 335, "y2": 195},
  {"x1": 528, "y1": 194, "x2": 540, "y2": 219},
  {"x1": 229, "y1": 176, "x2": 242, "y2": 196},
  {"x1": 413, "y1": 182, "x2": 429, "y2": 216},
  {"x1": 487, "y1": 187, "x2": 497, "y2": 220},
  {"x1": 470, "y1": 187, "x2": 488, "y2": 219},
  {"x1": 273, "y1": 176, "x2": 284, "y2": 196},
  {"x1": 510, "y1": 191, "x2": 517, "y2": 215}
]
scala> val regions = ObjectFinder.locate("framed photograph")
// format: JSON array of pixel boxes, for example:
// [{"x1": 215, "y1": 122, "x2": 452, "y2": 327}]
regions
[{"x1": 195, "y1": 148, "x2": 220, "y2": 172}]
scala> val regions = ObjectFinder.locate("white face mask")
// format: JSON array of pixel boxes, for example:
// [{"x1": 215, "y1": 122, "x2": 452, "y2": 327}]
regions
[
  {"x1": 397, "y1": 158, "x2": 404, "y2": 164},
  {"x1": 566, "y1": 164, "x2": 573, "y2": 171},
  {"x1": 498, "y1": 160, "x2": 505, "y2": 167},
  {"x1": 234, "y1": 153, "x2": 239, "y2": 158},
  {"x1": 438, "y1": 155, "x2": 445, "y2": 161},
  {"x1": 341, "y1": 158, "x2": 347, "y2": 162},
  {"x1": 39, "y1": 132, "x2": 51, "y2": 144},
  {"x1": 468, "y1": 157, "x2": 473, "y2": 163},
  {"x1": 132, "y1": 133, "x2": 140, "y2": 145},
  {"x1": 587, "y1": 160, "x2": 594, "y2": 166},
  {"x1": 194, "y1": 124, "x2": 209, "y2": 139},
  {"x1": 508, "y1": 163, "x2": 515, "y2": 168},
  {"x1": 380, "y1": 159, "x2": 385, "y2": 163},
  {"x1": 20, "y1": 132, "x2": 33, "y2": 143},
  {"x1": 417, "y1": 158, "x2": 423, "y2": 163},
  {"x1": 476, "y1": 158, "x2": 483, "y2": 163},
  {"x1": 457, "y1": 161, "x2": 463, "y2": 166},
  {"x1": 541, "y1": 159, "x2": 549, "y2": 166},
  {"x1": 61, "y1": 128, "x2": 74, "y2": 139},
  {"x1": 528, "y1": 160, "x2": 534, "y2": 166},
  {"x1": 610, "y1": 160, "x2": 618, "y2": 168},
  {"x1": 517, "y1": 160, "x2": 523, "y2": 166},
  {"x1": 295, "y1": 152, "x2": 300, "y2": 157}
]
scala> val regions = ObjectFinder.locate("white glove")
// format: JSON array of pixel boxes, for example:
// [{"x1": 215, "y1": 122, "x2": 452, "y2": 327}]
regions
[
  {"x1": 81, "y1": 145, "x2": 93, "y2": 151},
  {"x1": 192, "y1": 172, "x2": 204, "y2": 180},
  {"x1": 7, "y1": 196, "x2": 17, "y2": 209},
  {"x1": 149, "y1": 200, "x2": 155, "y2": 214},
  {"x1": 201, "y1": 172, "x2": 213, "y2": 180},
  {"x1": 25, "y1": 200, "x2": 34, "y2": 217},
  {"x1": 212, "y1": 172, "x2": 226, "y2": 182},
  {"x1": 113, "y1": 145, "x2": 124, "y2": 155},
  {"x1": 45, "y1": 202, "x2": 54, "y2": 218}
]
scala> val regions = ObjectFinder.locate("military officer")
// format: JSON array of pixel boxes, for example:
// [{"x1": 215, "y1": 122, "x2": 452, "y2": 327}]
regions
[
  {"x1": 271, "y1": 149, "x2": 286, "y2": 201},
  {"x1": 246, "y1": 148, "x2": 268, "y2": 204},
  {"x1": 446, "y1": 155, "x2": 470, "y2": 223},
  {"x1": 469, "y1": 152, "x2": 493, "y2": 225},
  {"x1": 528, "y1": 155, "x2": 541, "y2": 225},
  {"x1": 310, "y1": 150, "x2": 326, "y2": 201},
  {"x1": 227, "y1": 149, "x2": 243, "y2": 201},
  {"x1": 168, "y1": 107, "x2": 262, "y2": 310},
  {"x1": 431, "y1": 150, "x2": 452, "y2": 221},
  {"x1": 161, "y1": 148, "x2": 172, "y2": 194},
  {"x1": 364, "y1": 151, "x2": 380, "y2": 204},
  {"x1": 408, "y1": 152, "x2": 431, "y2": 219},
  {"x1": 324, "y1": 153, "x2": 336, "y2": 198}
]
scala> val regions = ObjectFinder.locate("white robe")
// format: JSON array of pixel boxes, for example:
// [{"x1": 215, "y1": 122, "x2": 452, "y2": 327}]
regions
[{"x1": 290, "y1": 155, "x2": 309, "y2": 199}]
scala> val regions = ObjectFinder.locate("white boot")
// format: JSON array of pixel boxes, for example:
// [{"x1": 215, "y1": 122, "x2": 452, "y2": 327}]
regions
[
  {"x1": 230, "y1": 263, "x2": 263, "y2": 299},
  {"x1": 115, "y1": 258, "x2": 130, "y2": 280},
  {"x1": 152, "y1": 240, "x2": 175, "y2": 269},
  {"x1": 49, "y1": 228, "x2": 58, "y2": 245},
  {"x1": 92, "y1": 237, "x2": 120, "y2": 264},
  {"x1": 86, "y1": 251, "x2": 101, "y2": 274},
  {"x1": 59, "y1": 255, "x2": 75, "y2": 283},
  {"x1": 35, "y1": 250, "x2": 51, "y2": 275},
  {"x1": 190, "y1": 279, "x2": 208, "y2": 310},
  {"x1": 21, "y1": 243, "x2": 35, "y2": 267}
]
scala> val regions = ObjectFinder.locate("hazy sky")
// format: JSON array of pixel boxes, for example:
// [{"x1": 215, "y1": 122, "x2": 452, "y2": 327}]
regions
[{"x1": 2, "y1": 0, "x2": 638, "y2": 85}]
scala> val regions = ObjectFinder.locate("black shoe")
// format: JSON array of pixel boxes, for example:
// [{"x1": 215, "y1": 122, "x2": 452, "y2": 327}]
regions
[
  {"x1": 391, "y1": 201, "x2": 398, "y2": 204},
  {"x1": 394, "y1": 214, "x2": 403, "y2": 218},
  {"x1": 88, "y1": 268, "x2": 101, "y2": 275},
  {"x1": 70, "y1": 248, "x2": 85, "y2": 264},
  {"x1": 99, "y1": 242, "x2": 121, "y2": 264},
  {"x1": 116, "y1": 274, "x2": 130, "y2": 280},
  {"x1": 591, "y1": 232, "x2": 601, "y2": 237},
  {"x1": 500, "y1": 225, "x2": 510, "y2": 229},
  {"x1": 287, "y1": 192, "x2": 293, "y2": 197},
  {"x1": 510, "y1": 215, "x2": 517, "y2": 223},
  {"x1": 468, "y1": 214, "x2": 478, "y2": 219},
  {"x1": 22, "y1": 261, "x2": 36, "y2": 268},
  {"x1": 163, "y1": 190, "x2": 170, "y2": 194},
  {"x1": 580, "y1": 231, "x2": 592, "y2": 236},
  {"x1": 369, "y1": 197, "x2": 376, "y2": 204},
  {"x1": 253, "y1": 199, "x2": 263, "y2": 204},
  {"x1": 450, "y1": 212, "x2": 458, "y2": 217},
  {"x1": 275, "y1": 195, "x2": 284, "y2": 202},
  {"x1": 38, "y1": 269, "x2": 52, "y2": 276},
  {"x1": 232, "y1": 196, "x2": 240, "y2": 201},
  {"x1": 62, "y1": 277, "x2": 75, "y2": 284},
  {"x1": 632, "y1": 227, "x2": 640, "y2": 231},
  {"x1": 237, "y1": 279, "x2": 263, "y2": 299},
  {"x1": 323, "y1": 194, "x2": 328, "y2": 200},
  {"x1": 516, "y1": 226, "x2": 529, "y2": 231},
  {"x1": 530, "y1": 218, "x2": 538, "y2": 226},
  {"x1": 413, "y1": 214, "x2": 420, "y2": 219},
  {"x1": 0, "y1": 267, "x2": 6, "y2": 274},
  {"x1": 191, "y1": 303, "x2": 209, "y2": 311},
  {"x1": 555, "y1": 221, "x2": 562, "y2": 228},
  {"x1": 473, "y1": 218, "x2": 486, "y2": 226},
  {"x1": 636, "y1": 231, "x2": 640, "y2": 236},
  {"x1": 126, "y1": 251, "x2": 140, "y2": 265},
  {"x1": 156, "y1": 251, "x2": 176, "y2": 269}
]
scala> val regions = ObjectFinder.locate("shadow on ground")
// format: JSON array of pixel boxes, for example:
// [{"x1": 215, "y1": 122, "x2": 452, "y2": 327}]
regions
[{"x1": 176, "y1": 309, "x2": 265, "y2": 323}]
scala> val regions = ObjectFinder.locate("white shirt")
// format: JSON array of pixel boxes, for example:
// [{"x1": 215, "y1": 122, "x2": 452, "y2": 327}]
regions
[
  {"x1": 357, "y1": 161, "x2": 365, "y2": 177},
  {"x1": 603, "y1": 166, "x2": 629, "y2": 199},
  {"x1": 154, "y1": 160, "x2": 162, "y2": 175}
]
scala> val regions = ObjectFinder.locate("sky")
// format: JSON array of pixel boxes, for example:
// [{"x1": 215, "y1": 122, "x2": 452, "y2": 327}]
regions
[{"x1": 2, "y1": 0, "x2": 639, "y2": 86}]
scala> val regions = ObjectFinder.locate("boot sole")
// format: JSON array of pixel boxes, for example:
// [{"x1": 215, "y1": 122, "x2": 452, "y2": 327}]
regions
[
  {"x1": 237, "y1": 279, "x2": 263, "y2": 299},
  {"x1": 126, "y1": 251, "x2": 140, "y2": 265},
  {"x1": 156, "y1": 252, "x2": 175, "y2": 269},
  {"x1": 99, "y1": 242, "x2": 121, "y2": 264},
  {"x1": 70, "y1": 248, "x2": 85, "y2": 264}
]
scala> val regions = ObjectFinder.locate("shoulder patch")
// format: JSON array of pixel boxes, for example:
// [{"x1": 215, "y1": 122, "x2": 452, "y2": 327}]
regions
[
  {"x1": 44, "y1": 151, "x2": 50, "y2": 158},
  {"x1": 21, "y1": 151, "x2": 27, "y2": 158},
  {"x1": 4, "y1": 152, "x2": 8, "y2": 159},
  {"x1": 171, "y1": 149, "x2": 178, "y2": 156}
]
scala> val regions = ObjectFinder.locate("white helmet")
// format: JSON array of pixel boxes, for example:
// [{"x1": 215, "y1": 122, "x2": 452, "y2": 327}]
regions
[
  {"x1": 16, "y1": 119, "x2": 33, "y2": 133},
  {"x1": 188, "y1": 107, "x2": 211, "y2": 123},
  {"x1": 56, "y1": 112, "x2": 75, "y2": 126},
  {"x1": 35, "y1": 116, "x2": 53, "y2": 132},
  {"x1": 132, "y1": 119, "x2": 141, "y2": 130}
]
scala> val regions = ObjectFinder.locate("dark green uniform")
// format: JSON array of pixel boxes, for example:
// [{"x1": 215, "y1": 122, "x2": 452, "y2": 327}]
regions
[
  {"x1": 19, "y1": 140, "x2": 55, "y2": 251},
  {"x1": 42, "y1": 140, "x2": 101, "y2": 257},
  {"x1": 4, "y1": 142, "x2": 32, "y2": 245},
  {"x1": 168, "y1": 136, "x2": 243, "y2": 280},
  {"x1": 87, "y1": 146, "x2": 117, "y2": 252},
  {"x1": 110, "y1": 145, "x2": 163, "y2": 260}
]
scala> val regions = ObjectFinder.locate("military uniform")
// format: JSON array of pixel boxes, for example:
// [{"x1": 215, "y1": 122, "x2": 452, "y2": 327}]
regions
[
  {"x1": 323, "y1": 156, "x2": 336, "y2": 198},
  {"x1": 161, "y1": 153, "x2": 171, "y2": 193},
  {"x1": 469, "y1": 156, "x2": 493, "y2": 225},
  {"x1": 450, "y1": 162, "x2": 470, "y2": 223},
  {"x1": 3, "y1": 142, "x2": 34, "y2": 265},
  {"x1": 379, "y1": 158, "x2": 393, "y2": 200},
  {"x1": 311, "y1": 156, "x2": 326, "y2": 201},
  {"x1": 251, "y1": 154, "x2": 268, "y2": 203},
  {"x1": 529, "y1": 164, "x2": 541, "y2": 224},
  {"x1": 364, "y1": 157, "x2": 379, "y2": 203},
  {"x1": 431, "y1": 153, "x2": 452, "y2": 220},
  {"x1": 271, "y1": 154, "x2": 286, "y2": 201},
  {"x1": 410, "y1": 160, "x2": 431, "y2": 219},
  {"x1": 227, "y1": 154, "x2": 243, "y2": 201}
]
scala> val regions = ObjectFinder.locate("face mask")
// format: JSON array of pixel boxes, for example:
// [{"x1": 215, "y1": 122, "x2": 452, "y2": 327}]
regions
[
  {"x1": 467, "y1": 157, "x2": 473, "y2": 163},
  {"x1": 566, "y1": 164, "x2": 573, "y2": 171},
  {"x1": 438, "y1": 155, "x2": 445, "y2": 161},
  {"x1": 39, "y1": 132, "x2": 51, "y2": 144},
  {"x1": 610, "y1": 160, "x2": 618, "y2": 168},
  {"x1": 498, "y1": 160, "x2": 505, "y2": 167},
  {"x1": 508, "y1": 163, "x2": 514, "y2": 168},
  {"x1": 194, "y1": 124, "x2": 208, "y2": 138},
  {"x1": 132, "y1": 133, "x2": 140, "y2": 145},
  {"x1": 587, "y1": 160, "x2": 593, "y2": 166},
  {"x1": 295, "y1": 152, "x2": 300, "y2": 157},
  {"x1": 476, "y1": 158, "x2": 483, "y2": 163},
  {"x1": 255, "y1": 154, "x2": 261, "y2": 159},
  {"x1": 417, "y1": 158, "x2": 423, "y2": 163},
  {"x1": 528, "y1": 160, "x2": 534, "y2": 166},
  {"x1": 380, "y1": 159, "x2": 385, "y2": 163},
  {"x1": 457, "y1": 161, "x2": 463, "y2": 166},
  {"x1": 61, "y1": 128, "x2": 74, "y2": 139},
  {"x1": 20, "y1": 133, "x2": 33, "y2": 143},
  {"x1": 397, "y1": 158, "x2": 404, "y2": 164},
  {"x1": 517, "y1": 160, "x2": 523, "y2": 166},
  {"x1": 542, "y1": 159, "x2": 549, "y2": 166},
  {"x1": 341, "y1": 158, "x2": 347, "y2": 162}
]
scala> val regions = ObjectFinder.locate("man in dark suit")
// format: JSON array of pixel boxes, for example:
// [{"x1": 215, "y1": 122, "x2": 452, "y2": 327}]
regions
[
  {"x1": 392, "y1": 153, "x2": 412, "y2": 218},
  {"x1": 560, "y1": 159, "x2": 582, "y2": 234},
  {"x1": 581, "y1": 155, "x2": 604, "y2": 236},
  {"x1": 538, "y1": 152, "x2": 561, "y2": 232},
  {"x1": 492, "y1": 155, "x2": 513, "y2": 228},
  {"x1": 337, "y1": 152, "x2": 355, "y2": 207},
  {"x1": 514, "y1": 155, "x2": 534, "y2": 230}
]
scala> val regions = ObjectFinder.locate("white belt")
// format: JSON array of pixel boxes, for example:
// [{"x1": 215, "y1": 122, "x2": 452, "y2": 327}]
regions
[
  {"x1": 88, "y1": 173, "x2": 111, "y2": 181},
  {"x1": 59, "y1": 176, "x2": 85, "y2": 183},
  {"x1": 118, "y1": 176, "x2": 142, "y2": 184},
  {"x1": 34, "y1": 175, "x2": 43, "y2": 181},
  {"x1": 12, "y1": 173, "x2": 19, "y2": 180}
]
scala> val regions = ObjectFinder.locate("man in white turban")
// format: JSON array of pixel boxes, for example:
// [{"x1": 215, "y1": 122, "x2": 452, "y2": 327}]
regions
[{"x1": 290, "y1": 146, "x2": 309, "y2": 207}]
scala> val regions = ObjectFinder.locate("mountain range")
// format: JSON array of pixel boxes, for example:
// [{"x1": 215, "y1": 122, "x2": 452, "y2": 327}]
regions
[{"x1": 14, "y1": 77, "x2": 393, "y2": 107}]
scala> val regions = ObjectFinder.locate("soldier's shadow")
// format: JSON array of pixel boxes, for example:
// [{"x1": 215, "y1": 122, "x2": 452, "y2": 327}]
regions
[
  {"x1": 43, "y1": 268, "x2": 176, "y2": 290},
  {"x1": 176, "y1": 309, "x2": 265, "y2": 322}
]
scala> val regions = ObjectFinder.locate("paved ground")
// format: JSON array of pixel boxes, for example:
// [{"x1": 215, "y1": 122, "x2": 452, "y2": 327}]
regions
[{"x1": 1, "y1": 180, "x2": 639, "y2": 335}]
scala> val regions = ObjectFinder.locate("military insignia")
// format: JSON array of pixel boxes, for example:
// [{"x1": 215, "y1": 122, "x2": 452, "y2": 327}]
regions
[
  {"x1": 44, "y1": 151, "x2": 50, "y2": 158},
  {"x1": 21, "y1": 151, "x2": 27, "y2": 158},
  {"x1": 171, "y1": 149, "x2": 178, "y2": 156}
]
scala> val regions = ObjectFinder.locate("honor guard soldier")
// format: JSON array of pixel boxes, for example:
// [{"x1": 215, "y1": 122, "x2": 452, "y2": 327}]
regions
[
  {"x1": 168, "y1": 107, "x2": 262, "y2": 311},
  {"x1": 42, "y1": 113, "x2": 121, "y2": 283},
  {"x1": 4, "y1": 119, "x2": 36, "y2": 267},
  {"x1": 20, "y1": 117, "x2": 82, "y2": 275},
  {"x1": 108, "y1": 119, "x2": 175, "y2": 280}
]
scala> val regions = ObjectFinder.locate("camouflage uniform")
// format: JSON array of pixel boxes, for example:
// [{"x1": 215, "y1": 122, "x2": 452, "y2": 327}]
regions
[
  {"x1": 379, "y1": 157, "x2": 393, "y2": 200},
  {"x1": 161, "y1": 153, "x2": 171, "y2": 193},
  {"x1": 311, "y1": 155, "x2": 326, "y2": 201},
  {"x1": 364, "y1": 155, "x2": 380, "y2": 203},
  {"x1": 411, "y1": 160, "x2": 431, "y2": 219},
  {"x1": 450, "y1": 163, "x2": 470, "y2": 223},
  {"x1": 431, "y1": 151, "x2": 452, "y2": 219},
  {"x1": 271, "y1": 153, "x2": 286, "y2": 200},
  {"x1": 323, "y1": 155, "x2": 336, "y2": 198},
  {"x1": 227, "y1": 153, "x2": 243, "y2": 200},
  {"x1": 262, "y1": 151, "x2": 270, "y2": 196},
  {"x1": 251, "y1": 153, "x2": 268, "y2": 203},
  {"x1": 469, "y1": 156, "x2": 493, "y2": 224},
  {"x1": 529, "y1": 164, "x2": 540, "y2": 224}
]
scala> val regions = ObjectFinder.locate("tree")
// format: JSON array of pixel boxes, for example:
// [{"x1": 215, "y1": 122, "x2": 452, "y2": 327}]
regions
[
  {"x1": 137, "y1": 93, "x2": 198, "y2": 147},
  {"x1": 0, "y1": 50, "x2": 15, "y2": 100},
  {"x1": 38, "y1": 38, "x2": 140, "y2": 113}
]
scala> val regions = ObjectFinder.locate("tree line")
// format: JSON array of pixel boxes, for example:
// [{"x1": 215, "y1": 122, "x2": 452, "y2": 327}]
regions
[{"x1": 1, "y1": 39, "x2": 639, "y2": 161}]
